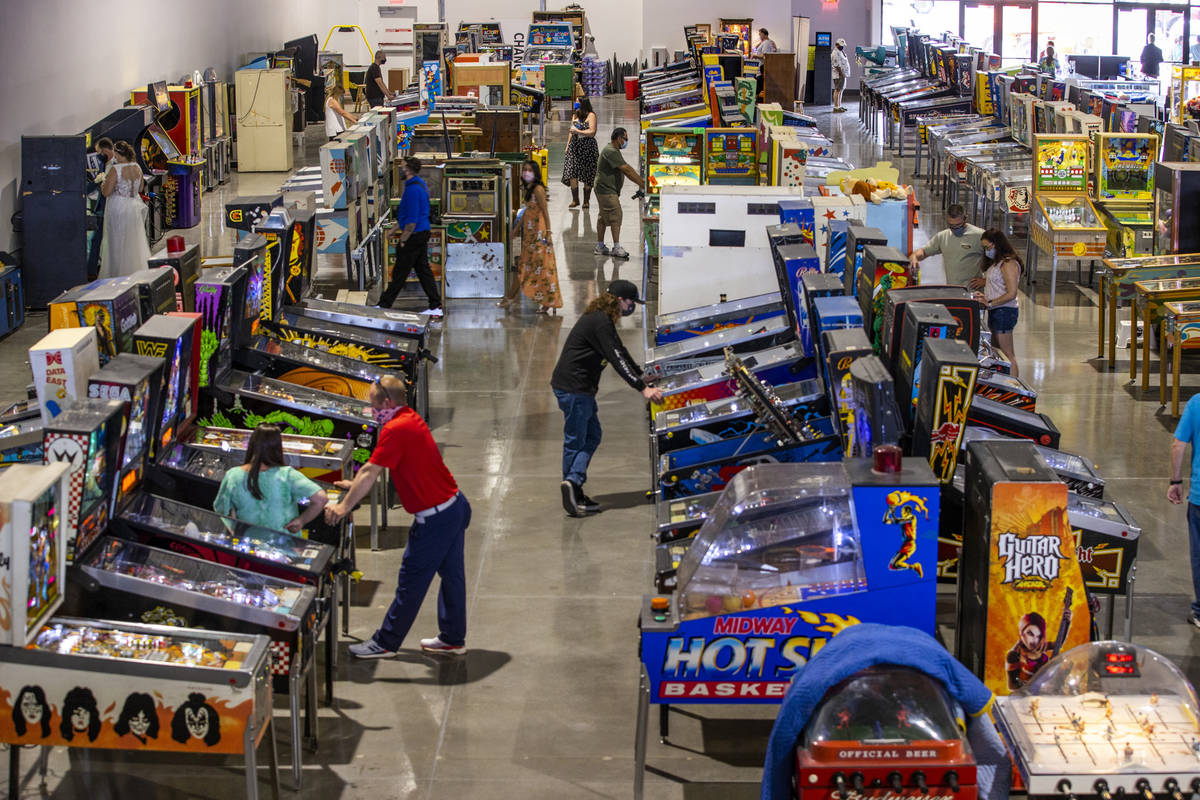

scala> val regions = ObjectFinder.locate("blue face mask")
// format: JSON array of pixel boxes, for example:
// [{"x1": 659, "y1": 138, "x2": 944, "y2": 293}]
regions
[
  {"x1": 949, "y1": 223, "x2": 966, "y2": 235},
  {"x1": 985, "y1": 246, "x2": 996, "y2": 259}
]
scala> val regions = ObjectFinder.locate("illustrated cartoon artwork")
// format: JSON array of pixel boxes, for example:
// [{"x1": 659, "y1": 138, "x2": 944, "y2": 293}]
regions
[
  {"x1": 59, "y1": 686, "x2": 101, "y2": 742},
  {"x1": 170, "y1": 693, "x2": 221, "y2": 746},
  {"x1": 1006, "y1": 591, "x2": 1074, "y2": 690},
  {"x1": 12, "y1": 685, "x2": 51, "y2": 738},
  {"x1": 836, "y1": 709, "x2": 851, "y2": 729},
  {"x1": 114, "y1": 692, "x2": 160, "y2": 744},
  {"x1": 883, "y1": 490, "x2": 929, "y2": 578}
]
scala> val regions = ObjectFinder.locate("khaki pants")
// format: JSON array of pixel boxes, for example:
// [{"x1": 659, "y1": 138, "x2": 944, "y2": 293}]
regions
[{"x1": 596, "y1": 193, "x2": 622, "y2": 229}]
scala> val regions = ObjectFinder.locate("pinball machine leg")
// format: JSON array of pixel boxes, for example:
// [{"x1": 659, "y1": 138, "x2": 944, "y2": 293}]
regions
[
  {"x1": 1109, "y1": 284, "x2": 1118, "y2": 370},
  {"x1": 1174, "y1": 333, "x2": 1184, "y2": 416},
  {"x1": 1142, "y1": 303, "x2": 1152, "y2": 393},
  {"x1": 305, "y1": 650, "x2": 320, "y2": 750},
  {"x1": 370, "y1": 478, "x2": 380, "y2": 552},
  {"x1": 659, "y1": 703, "x2": 670, "y2": 741},
  {"x1": 8, "y1": 744, "x2": 18, "y2": 799},
  {"x1": 1131, "y1": 300, "x2": 1141, "y2": 382},
  {"x1": 1161, "y1": 322, "x2": 1170, "y2": 405},
  {"x1": 344, "y1": 521, "x2": 355, "y2": 635},
  {"x1": 1049, "y1": 254, "x2": 1059, "y2": 310},
  {"x1": 381, "y1": 470, "x2": 390, "y2": 529},
  {"x1": 289, "y1": 664, "x2": 303, "y2": 790},
  {"x1": 326, "y1": 590, "x2": 337, "y2": 705},
  {"x1": 634, "y1": 668, "x2": 650, "y2": 800},
  {"x1": 1098, "y1": 277, "x2": 1106, "y2": 360},
  {"x1": 1124, "y1": 561, "x2": 1137, "y2": 641},
  {"x1": 245, "y1": 716, "x2": 261, "y2": 800},
  {"x1": 37, "y1": 746, "x2": 48, "y2": 782}
]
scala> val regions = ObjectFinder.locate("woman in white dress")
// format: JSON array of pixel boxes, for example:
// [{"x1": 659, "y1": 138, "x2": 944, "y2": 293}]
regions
[{"x1": 98, "y1": 140, "x2": 151, "y2": 278}]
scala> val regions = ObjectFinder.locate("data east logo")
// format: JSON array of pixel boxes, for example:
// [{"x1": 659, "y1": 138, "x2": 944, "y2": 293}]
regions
[{"x1": 997, "y1": 531, "x2": 1065, "y2": 589}]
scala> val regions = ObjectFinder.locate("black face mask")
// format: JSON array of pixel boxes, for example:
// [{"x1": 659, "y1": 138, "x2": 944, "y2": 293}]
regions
[{"x1": 621, "y1": 302, "x2": 635, "y2": 317}]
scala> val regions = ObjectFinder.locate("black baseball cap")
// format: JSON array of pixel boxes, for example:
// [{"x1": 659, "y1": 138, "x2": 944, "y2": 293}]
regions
[{"x1": 607, "y1": 279, "x2": 643, "y2": 304}]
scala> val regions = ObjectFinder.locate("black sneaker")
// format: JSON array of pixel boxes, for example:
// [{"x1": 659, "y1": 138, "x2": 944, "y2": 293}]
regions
[
  {"x1": 578, "y1": 491, "x2": 602, "y2": 513},
  {"x1": 560, "y1": 480, "x2": 582, "y2": 517}
]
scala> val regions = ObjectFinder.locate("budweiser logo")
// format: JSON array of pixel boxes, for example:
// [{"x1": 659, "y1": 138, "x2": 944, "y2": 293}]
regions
[{"x1": 830, "y1": 791, "x2": 956, "y2": 800}]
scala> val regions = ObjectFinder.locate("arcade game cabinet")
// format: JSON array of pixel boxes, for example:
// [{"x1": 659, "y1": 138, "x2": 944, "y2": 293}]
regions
[
  {"x1": 0, "y1": 462, "x2": 71, "y2": 645},
  {"x1": 131, "y1": 314, "x2": 200, "y2": 459},
  {"x1": 86, "y1": 354, "x2": 165, "y2": 514}
]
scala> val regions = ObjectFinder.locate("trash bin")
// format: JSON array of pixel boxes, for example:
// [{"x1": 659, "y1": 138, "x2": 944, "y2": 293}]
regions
[{"x1": 624, "y1": 76, "x2": 639, "y2": 100}]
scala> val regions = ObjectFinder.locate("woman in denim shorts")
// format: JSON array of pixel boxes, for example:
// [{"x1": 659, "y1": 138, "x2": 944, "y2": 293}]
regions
[{"x1": 975, "y1": 228, "x2": 1023, "y2": 378}]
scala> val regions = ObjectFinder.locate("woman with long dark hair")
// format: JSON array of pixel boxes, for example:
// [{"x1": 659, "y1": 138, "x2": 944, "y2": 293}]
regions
[
  {"x1": 975, "y1": 228, "x2": 1023, "y2": 378},
  {"x1": 561, "y1": 97, "x2": 598, "y2": 208},
  {"x1": 499, "y1": 159, "x2": 562, "y2": 313},
  {"x1": 213, "y1": 424, "x2": 328, "y2": 533}
]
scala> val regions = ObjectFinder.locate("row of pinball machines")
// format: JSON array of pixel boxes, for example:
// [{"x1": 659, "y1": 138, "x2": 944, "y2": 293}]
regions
[
  {"x1": 0, "y1": 314, "x2": 361, "y2": 796},
  {"x1": 633, "y1": 205, "x2": 1148, "y2": 796}
]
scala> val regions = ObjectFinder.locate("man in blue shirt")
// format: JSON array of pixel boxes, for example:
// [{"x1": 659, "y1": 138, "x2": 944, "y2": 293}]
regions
[
  {"x1": 1169, "y1": 394, "x2": 1200, "y2": 627},
  {"x1": 379, "y1": 156, "x2": 442, "y2": 316}
]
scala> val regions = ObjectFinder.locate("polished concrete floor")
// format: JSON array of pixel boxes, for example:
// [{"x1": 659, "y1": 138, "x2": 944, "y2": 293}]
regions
[{"x1": 5, "y1": 96, "x2": 1198, "y2": 799}]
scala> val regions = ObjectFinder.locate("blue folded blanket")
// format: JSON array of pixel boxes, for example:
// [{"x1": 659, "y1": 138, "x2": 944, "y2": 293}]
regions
[{"x1": 761, "y1": 623, "x2": 1010, "y2": 800}]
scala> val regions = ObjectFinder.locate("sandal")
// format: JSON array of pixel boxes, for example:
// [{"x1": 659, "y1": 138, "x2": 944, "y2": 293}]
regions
[
  {"x1": 568, "y1": 202, "x2": 580, "y2": 209},
  {"x1": 496, "y1": 297, "x2": 515, "y2": 308}
]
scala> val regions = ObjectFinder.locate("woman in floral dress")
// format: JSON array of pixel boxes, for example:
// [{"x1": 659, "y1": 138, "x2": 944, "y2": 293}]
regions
[{"x1": 500, "y1": 160, "x2": 562, "y2": 313}]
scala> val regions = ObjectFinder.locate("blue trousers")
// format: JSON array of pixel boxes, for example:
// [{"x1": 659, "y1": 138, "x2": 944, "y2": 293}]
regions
[
  {"x1": 554, "y1": 389, "x2": 601, "y2": 487},
  {"x1": 374, "y1": 492, "x2": 470, "y2": 649},
  {"x1": 1190, "y1": 503, "x2": 1200, "y2": 618}
]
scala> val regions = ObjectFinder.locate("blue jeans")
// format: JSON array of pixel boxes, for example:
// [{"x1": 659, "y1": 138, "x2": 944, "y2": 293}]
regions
[
  {"x1": 1190, "y1": 503, "x2": 1200, "y2": 618},
  {"x1": 553, "y1": 389, "x2": 601, "y2": 487},
  {"x1": 374, "y1": 492, "x2": 470, "y2": 649}
]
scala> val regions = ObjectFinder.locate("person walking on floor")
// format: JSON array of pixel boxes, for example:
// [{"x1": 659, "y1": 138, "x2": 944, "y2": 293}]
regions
[
  {"x1": 1168, "y1": 394, "x2": 1200, "y2": 630},
  {"x1": 562, "y1": 98, "x2": 599, "y2": 209},
  {"x1": 326, "y1": 375, "x2": 471, "y2": 658},
  {"x1": 832, "y1": 38, "x2": 852, "y2": 112},
  {"x1": 1142, "y1": 34, "x2": 1165, "y2": 79},
  {"x1": 907, "y1": 203, "x2": 987, "y2": 288},
  {"x1": 378, "y1": 156, "x2": 443, "y2": 317},
  {"x1": 99, "y1": 140, "x2": 151, "y2": 278},
  {"x1": 973, "y1": 228, "x2": 1023, "y2": 379},
  {"x1": 593, "y1": 128, "x2": 644, "y2": 260},
  {"x1": 324, "y1": 83, "x2": 358, "y2": 141},
  {"x1": 550, "y1": 280, "x2": 663, "y2": 517},
  {"x1": 86, "y1": 137, "x2": 115, "y2": 280},
  {"x1": 213, "y1": 424, "x2": 329, "y2": 532},
  {"x1": 498, "y1": 160, "x2": 563, "y2": 313}
]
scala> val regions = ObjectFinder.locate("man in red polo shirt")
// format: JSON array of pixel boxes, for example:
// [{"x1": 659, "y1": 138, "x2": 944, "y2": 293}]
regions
[{"x1": 325, "y1": 375, "x2": 470, "y2": 658}]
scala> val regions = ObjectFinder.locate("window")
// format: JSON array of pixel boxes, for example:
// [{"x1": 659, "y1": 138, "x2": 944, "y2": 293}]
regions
[
  {"x1": 881, "y1": 0, "x2": 961, "y2": 44},
  {"x1": 709, "y1": 229, "x2": 746, "y2": 247},
  {"x1": 1037, "y1": 3, "x2": 1114, "y2": 61},
  {"x1": 677, "y1": 202, "x2": 715, "y2": 214}
]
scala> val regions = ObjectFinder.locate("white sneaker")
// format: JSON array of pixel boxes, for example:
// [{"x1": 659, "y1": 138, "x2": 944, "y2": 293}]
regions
[
  {"x1": 610, "y1": 245, "x2": 630, "y2": 260},
  {"x1": 422, "y1": 307, "x2": 444, "y2": 318},
  {"x1": 594, "y1": 242, "x2": 610, "y2": 255},
  {"x1": 420, "y1": 636, "x2": 467, "y2": 655}
]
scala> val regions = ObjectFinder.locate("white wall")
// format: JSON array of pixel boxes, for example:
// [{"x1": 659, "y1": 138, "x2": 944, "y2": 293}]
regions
[{"x1": 0, "y1": 0, "x2": 338, "y2": 254}]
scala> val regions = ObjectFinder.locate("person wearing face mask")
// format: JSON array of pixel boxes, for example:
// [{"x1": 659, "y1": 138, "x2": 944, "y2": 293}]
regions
[
  {"x1": 550, "y1": 280, "x2": 664, "y2": 516},
  {"x1": 907, "y1": 204, "x2": 987, "y2": 289},
  {"x1": 365, "y1": 50, "x2": 395, "y2": 108},
  {"x1": 831, "y1": 38, "x2": 852, "y2": 112},
  {"x1": 498, "y1": 159, "x2": 562, "y2": 313},
  {"x1": 973, "y1": 228, "x2": 1023, "y2": 378},
  {"x1": 326, "y1": 374, "x2": 471, "y2": 659},
  {"x1": 594, "y1": 127, "x2": 645, "y2": 260},
  {"x1": 379, "y1": 156, "x2": 443, "y2": 316}
]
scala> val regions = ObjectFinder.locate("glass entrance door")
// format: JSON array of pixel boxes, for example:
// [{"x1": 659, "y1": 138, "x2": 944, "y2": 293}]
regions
[{"x1": 961, "y1": 2, "x2": 1035, "y2": 65}]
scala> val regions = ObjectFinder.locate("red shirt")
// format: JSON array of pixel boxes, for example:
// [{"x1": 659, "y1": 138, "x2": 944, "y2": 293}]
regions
[{"x1": 368, "y1": 407, "x2": 458, "y2": 513}]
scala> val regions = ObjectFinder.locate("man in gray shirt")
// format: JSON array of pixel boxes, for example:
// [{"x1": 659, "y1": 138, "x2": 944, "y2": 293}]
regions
[
  {"x1": 908, "y1": 204, "x2": 986, "y2": 288},
  {"x1": 753, "y1": 29, "x2": 777, "y2": 55}
]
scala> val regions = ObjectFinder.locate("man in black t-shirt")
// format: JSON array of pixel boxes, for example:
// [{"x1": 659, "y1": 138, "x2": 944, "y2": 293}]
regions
[
  {"x1": 365, "y1": 50, "x2": 393, "y2": 107},
  {"x1": 1141, "y1": 34, "x2": 1165, "y2": 78}
]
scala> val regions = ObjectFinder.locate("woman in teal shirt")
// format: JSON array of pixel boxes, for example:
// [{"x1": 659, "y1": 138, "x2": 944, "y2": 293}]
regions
[{"x1": 214, "y1": 425, "x2": 329, "y2": 533}]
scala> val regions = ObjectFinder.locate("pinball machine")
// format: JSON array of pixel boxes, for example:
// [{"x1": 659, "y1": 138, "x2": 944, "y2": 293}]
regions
[
  {"x1": 822, "y1": 328, "x2": 874, "y2": 448},
  {"x1": 131, "y1": 314, "x2": 200, "y2": 459},
  {"x1": 1029, "y1": 134, "x2": 1108, "y2": 307},
  {"x1": 858, "y1": 245, "x2": 913, "y2": 349},
  {"x1": 148, "y1": 239, "x2": 202, "y2": 313},
  {"x1": 843, "y1": 355, "x2": 905, "y2": 458},
  {"x1": 201, "y1": 370, "x2": 378, "y2": 468},
  {"x1": 643, "y1": 128, "x2": 705, "y2": 239},
  {"x1": 955, "y1": 439, "x2": 1091, "y2": 695},
  {"x1": 86, "y1": 354, "x2": 165, "y2": 510},
  {"x1": 1092, "y1": 133, "x2": 1159, "y2": 258},
  {"x1": 0, "y1": 462, "x2": 71, "y2": 645},
  {"x1": 881, "y1": 286, "x2": 981, "y2": 368},
  {"x1": 30, "y1": 327, "x2": 101, "y2": 425},
  {"x1": 656, "y1": 351, "x2": 841, "y2": 499},
  {"x1": 894, "y1": 302, "x2": 957, "y2": 428},
  {"x1": 653, "y1": 293, "x2": 785, "y2": 346},
  {"x1": 235, "y1": 336, "x2": 401, "y2": 406},
  {"x1": 911, "y1": 337, "x2": 978, "y2": 483},
  {"x1": 845, "y1": 225, "x2": 889, "y2": 296},
  {"x1": 649, "y1": 342, "x2": 812, "y2": 416},
  {"x1": 121, "y1": 268, "x2": 179, "y2": 320},
  {"x1": 42, "y1": 398, "x2": 126, "y2": 563},
  {"x1": 705, "y1": 129, "x2": 759, "y2": 185},
  {"x1": 797, "y1": 273, "x2": 844, "y2": 362},
  {"x1": 1153, "y1": 163, "x2": 1200, "y2": 255},
  {"x1": 283, "y1": 298, "x2": 429, "y2": 350},
  {"x1": 967, "y1": 395, "x2": 1060, "y2": 448},
  {"x1": 643, "y1": 316, "x2": 794, "y2": 380}
]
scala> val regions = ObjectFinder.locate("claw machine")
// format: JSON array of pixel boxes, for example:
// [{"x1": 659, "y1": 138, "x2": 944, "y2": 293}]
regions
[
  {"x1": 705, "y1": 129, "x2": 759, "y2": 185},
  {"x1": 1029, "y1": 134, "x2": 1108, "y2": 308},
  {"x1": 1092, "y1": 133, "x2": 1159, "y2": 258}
]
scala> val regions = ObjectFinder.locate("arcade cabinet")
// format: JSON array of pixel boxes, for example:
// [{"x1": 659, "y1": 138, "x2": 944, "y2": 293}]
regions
[
  {"x1": 0, "y1": 462, "x2": 71, "y2": 645},
  {"x1": 20, "y1": 135, "x2": 91, "y2": 308},
  {"x1": 132, "y1": 314, "x2": 200, "y2": 458},
  {"x1": 809, "y1": 33, "x2": 833, "y2": 106},
  {"x1": 87, "y1": 353, "x2": 165, "y2": 514}
]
